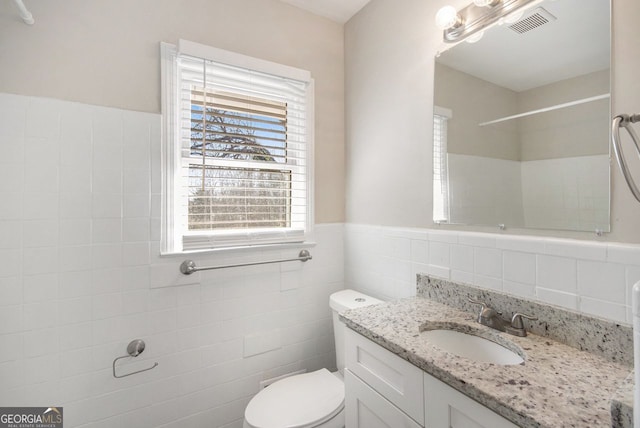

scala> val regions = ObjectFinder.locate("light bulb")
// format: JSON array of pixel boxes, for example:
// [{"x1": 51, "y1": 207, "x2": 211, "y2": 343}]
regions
[
  {"x1": 435, "y1": 5, "x2": 461, "y2": 30},
  {"x1": 465, "y1": 30, "x2": 484, "y2": 43}
]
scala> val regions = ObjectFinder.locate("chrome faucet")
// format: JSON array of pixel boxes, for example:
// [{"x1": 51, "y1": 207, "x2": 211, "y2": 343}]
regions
[{"x1": 468, "y1": 297, "x2": 537, "y2": 337}]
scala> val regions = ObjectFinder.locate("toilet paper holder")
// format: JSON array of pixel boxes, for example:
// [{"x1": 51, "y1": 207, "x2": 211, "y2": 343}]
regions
[{"x1": 112, "y1": 339, "x2": 158, "y2": 378}]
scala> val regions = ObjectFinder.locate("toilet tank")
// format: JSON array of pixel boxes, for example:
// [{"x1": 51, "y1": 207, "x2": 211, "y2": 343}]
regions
[{"x1": 329, "y1": 289, "x2": 382, "y2": 373}]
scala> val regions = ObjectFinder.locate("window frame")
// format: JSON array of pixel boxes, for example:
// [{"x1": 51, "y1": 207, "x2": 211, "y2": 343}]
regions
[
  {"x1": 160, "y1": 41, "x2": 314, "y2": 255},
  {"x1": 433, "y1": 106, "x2": 452, "y2": 224}
]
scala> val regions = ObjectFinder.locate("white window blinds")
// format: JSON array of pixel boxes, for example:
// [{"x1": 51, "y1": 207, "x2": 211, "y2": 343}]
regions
[
  {"x1": 162, "y1": 42, "x2": 313, "y2": 252},
  {"x1": 433, "y1": 107, "x2": 451, "y2": 223}
]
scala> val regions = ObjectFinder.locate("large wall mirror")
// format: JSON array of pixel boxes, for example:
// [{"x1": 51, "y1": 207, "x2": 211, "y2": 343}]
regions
[{"x1": 433, "y1": 0, "x2": 611, "y2": 233}]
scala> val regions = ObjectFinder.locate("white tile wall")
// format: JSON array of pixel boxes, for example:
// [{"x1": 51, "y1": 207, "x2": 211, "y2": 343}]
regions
[
  {"x1": 447, "y1": 154, "x2": 525, "y2": 227},
  {"x1": 447, "y1": 154, "x2": 610, "y2": 232},
  {"x1": 521, "y1": 155, "x2": 609, "y2": 231},
  {"x1": 0, "y1": 94, "x2": 345, "y2": 428},
  {"x1": 345, "y1": 224, "x2": 640, "y2": 324}
]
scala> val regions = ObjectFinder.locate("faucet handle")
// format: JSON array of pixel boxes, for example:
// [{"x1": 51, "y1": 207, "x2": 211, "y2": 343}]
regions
[
  {"x1": 468, "y1": 297, "x2": 502, "y2": 322},
  {"x1": 468, "y1": 297, "x2": 487, "y2": 309},
  {"x1": 510, "y1": 312, "x2": 537, "y2": 329},
  {"x1": 468, "y1": 297, "x2": 501, "y2": 314},
  {"x1": 468, "y1": 297, "x2": 487, "y2": 322}
]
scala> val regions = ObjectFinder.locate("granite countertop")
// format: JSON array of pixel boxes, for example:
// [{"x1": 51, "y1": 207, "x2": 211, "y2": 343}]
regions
[{"x1": 341, "y1": 297, "x2": 632, "y2": 428}]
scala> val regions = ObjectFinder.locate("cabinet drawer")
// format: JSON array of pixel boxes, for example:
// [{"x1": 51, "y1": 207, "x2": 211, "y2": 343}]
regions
[
  {"x1": 345, "y1": 369, "x2": 422, "y2": 428},
  {"x1": 424, "y1": 374, "x2": 519, "y2": 428},
  {"x1": 345, "y1": 328, "x2": 424, "y2": 425}
]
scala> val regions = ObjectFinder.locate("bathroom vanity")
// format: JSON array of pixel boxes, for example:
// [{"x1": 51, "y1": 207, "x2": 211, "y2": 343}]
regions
[
  {"x1": 341, "y1": 276, "x2": 634, "y2": 427},
  {"x1": 345, "y1": 328, "x2": 519, "y2": 427}
]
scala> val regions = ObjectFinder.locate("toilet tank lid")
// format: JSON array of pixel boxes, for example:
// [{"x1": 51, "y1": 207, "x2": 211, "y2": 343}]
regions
[{"x1": 329, "y1": 289, "x2": 383, "y2": 313}]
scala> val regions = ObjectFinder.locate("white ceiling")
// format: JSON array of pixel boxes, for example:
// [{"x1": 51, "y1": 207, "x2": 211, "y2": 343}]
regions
[{"x1": 277, "y1": 0, "x2": 371, "y2": 23}]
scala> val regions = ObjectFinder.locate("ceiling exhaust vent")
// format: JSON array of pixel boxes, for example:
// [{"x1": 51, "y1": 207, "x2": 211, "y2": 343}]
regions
[{"x1": 509, "y1": 7, "x2": 557, "y2": 34}]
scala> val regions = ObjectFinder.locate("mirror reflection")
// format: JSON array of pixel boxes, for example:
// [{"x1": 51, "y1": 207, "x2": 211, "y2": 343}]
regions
[{"x1": 433, "y1": 0, "x2": 610, "y2": 232}]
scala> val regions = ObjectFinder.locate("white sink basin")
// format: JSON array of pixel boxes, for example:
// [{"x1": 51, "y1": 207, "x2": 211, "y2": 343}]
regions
[{"x1": 422, "y1": 329, "x2": 524, "y2": 365}]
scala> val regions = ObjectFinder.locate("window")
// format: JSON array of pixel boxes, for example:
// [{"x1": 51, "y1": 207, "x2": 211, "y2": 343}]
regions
[
  {"x1": 161, "y1": 41, "x2": 314, "y2": 253},
  {"x1": 433, "y1": 106, "x2": 452, "y2": 223}
]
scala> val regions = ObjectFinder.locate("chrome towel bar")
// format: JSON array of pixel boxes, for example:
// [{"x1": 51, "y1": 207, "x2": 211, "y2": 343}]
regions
[
  {"x1": 180, "y1": 249, "x2": 312, "y2": 275},
  {"x1": 612, "y1": 113, "x2": 640, "y2": 203}
]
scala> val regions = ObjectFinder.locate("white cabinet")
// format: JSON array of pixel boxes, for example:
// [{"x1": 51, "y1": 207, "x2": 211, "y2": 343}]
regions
[
  {"x1": 345, "y1": 328, "x2": 424, "y2": 425},
  {"x1": 344, "y1": 328, "x2": 521, "y2": 428},
  {"x1": 345, "y1": 369, "x2": 422, "y2": 428},
  {"x1": 424, "y1": 374, "x2": 519, "y2": 428}
]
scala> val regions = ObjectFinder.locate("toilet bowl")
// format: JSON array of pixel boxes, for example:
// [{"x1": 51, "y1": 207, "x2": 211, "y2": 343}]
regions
[
  {"x1": 243, "y1": 369, "x2": 345, "y2": 428},
  {"x1": 242, "y1": 289, "x2": 382, "y2": 428}
]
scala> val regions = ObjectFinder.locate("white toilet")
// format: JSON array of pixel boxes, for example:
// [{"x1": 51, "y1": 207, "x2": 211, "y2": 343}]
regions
[{"x1": 243, "y1": 289, "x2": 382, "y2": 428}]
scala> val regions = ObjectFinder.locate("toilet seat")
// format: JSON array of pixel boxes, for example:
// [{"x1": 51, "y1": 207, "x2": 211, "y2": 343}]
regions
[{"x1": 244, "y1": 368, "x2": 344, "y2": 428}]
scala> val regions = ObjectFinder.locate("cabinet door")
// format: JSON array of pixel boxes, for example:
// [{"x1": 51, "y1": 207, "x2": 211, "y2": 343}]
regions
[
  {"x1": 424, "y1": 374, "x2": 519, "y2": 428},
  {"x1": 345, "y1": 369, "x2": 423, "y2": 428},
  {"x1": 345, "y1": 328, "x2": 424, "y2": 425}
]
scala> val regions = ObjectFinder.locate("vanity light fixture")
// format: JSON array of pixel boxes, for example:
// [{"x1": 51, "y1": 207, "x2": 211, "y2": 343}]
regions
[
  {"x1": 436, "y1": 0, "x2": 538, "y2": 43},
  {"x1": 435, "y1": 5, "x2": 462, "y2": 30},
  {"x1": 503, "y1": 9, "x2": 525, "y2": 24},
  {"x1": 473, "y1": 0, "x2": 500, "y2": 7},
  {"x1": 465, "y1": 30, "x2": 485, "y2": 43}
]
